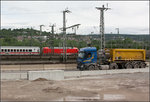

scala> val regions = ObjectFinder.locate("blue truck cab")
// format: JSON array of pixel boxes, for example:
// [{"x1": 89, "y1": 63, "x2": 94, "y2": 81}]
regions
[{"x1": 77, "y1": 47, "x2": 97, "y2": 70}]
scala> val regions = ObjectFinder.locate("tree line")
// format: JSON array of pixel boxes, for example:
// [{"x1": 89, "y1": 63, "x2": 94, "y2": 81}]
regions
[{"x1": 0, "y1": 28, "x2": 149, "y2": 50}]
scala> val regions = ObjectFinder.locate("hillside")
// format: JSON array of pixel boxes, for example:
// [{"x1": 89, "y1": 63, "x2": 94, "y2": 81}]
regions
[{"x1": 0, "y1": 28, "x2": 150, "y2": 50}]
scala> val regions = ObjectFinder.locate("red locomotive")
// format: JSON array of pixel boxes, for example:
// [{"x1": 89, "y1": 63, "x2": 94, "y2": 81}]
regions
[{"x1": 42, "y1": 47, "x2": 79, "y2": 55}]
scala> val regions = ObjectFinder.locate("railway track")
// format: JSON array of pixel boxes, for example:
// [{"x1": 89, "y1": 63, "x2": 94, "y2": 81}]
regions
[
  {"x1": 0, "y1": 60, "x2": 77, "y2": 65},
  {"x1": 0, "y1": 55, "x2": 78, "y2": 65},
  {"x1": 1, "y1": 55, "x2": 77, "y2": 59},
  {"x1": 1, "y1": 60, "x2": 149, "y2": 65}
]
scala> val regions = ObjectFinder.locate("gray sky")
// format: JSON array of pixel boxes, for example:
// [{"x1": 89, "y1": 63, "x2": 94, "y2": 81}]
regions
[{"x1": 1, "y1": 1, "x2": 149, "y2": 35}]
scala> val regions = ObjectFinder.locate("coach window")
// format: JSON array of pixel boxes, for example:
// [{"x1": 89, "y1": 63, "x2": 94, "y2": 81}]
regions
[
  {"x1": 26, "y1": 49, "x2": 28, "y2": 52},
  {"x1": 11, "y1": 49, "x2": 13, "y2": 52},
  {"x1": 23, "y1": 49, "x2": 25, "y2": 52},
  {"x1": 29, "y1": 49, "x2": 32, "y2": 52},
  {"x1": 8, "y1": 49, "x2": 10, "y2": 52},
  {"x1": 17, "y1": 49, "x2": 19, "y2": 52},
  {"x1": 14, "y1": 49, "x2": 16, "y2": 52},
  {"x1": 20, "y1": 49, "x2": 22, "y2": 52},
  {"x1": 5, "y1": 49, "x2": 7, "y2": 52}
]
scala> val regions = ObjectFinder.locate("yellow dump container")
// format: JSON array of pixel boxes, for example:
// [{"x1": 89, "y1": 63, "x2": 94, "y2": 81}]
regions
[{"x1": 109, "y1": 49, "x2": 146, "y2": 62}]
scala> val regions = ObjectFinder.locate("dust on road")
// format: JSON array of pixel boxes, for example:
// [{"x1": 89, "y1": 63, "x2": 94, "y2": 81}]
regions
[{"x1": 1, "y1": 72, "x2": 149, "y2": 101}]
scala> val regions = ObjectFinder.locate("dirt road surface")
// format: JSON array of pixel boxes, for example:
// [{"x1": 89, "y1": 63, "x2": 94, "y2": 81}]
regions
[{"x1": 1, "y1": 72, "x2": 149, "y2": 101}]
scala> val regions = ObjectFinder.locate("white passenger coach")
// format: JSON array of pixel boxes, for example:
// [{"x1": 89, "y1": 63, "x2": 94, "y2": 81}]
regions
[{"x1": 0, "y1": 46, "x2": 40, "y2": 55}]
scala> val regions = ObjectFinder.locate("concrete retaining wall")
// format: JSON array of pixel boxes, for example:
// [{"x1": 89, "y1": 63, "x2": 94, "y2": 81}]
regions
[
  {"x1": 64, "y1": 67, "x2": 149, "y2": 78},
  {"x1": 81, "y1": 70, "x2": 107, "y2": 76},
  {"x1": 1, "y1": 67, "x2": 149, "y2": 80},
  {"x1": 64, "y1": 71, "x2": 81, "y2": 78},
  {"x1": 1, "y1": 72, "x2": 27, "y2": 80},
  {"x1": 28, "y1": 70, "x2": 64, "y2": 80}
]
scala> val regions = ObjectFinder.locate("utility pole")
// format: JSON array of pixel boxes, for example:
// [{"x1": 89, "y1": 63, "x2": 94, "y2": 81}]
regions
[
  {"x1": 40, "y1": 25, "x2": 44, "y2": 35},
  {"x1": 49, "y1": 24, "x2": 55, "y2": 55},
  {"x1": 115, "y1": 28, "x2": 120, "y2": 48},
  {"x1": 149, "y1": 33, "x2": 150, "y2": 61},
  {"x1": 62, "y1": 9, "x2": 71, "y2": 62},
  {"x1": 115, "y1": 28, "x2": 119, "y2": 35},
  {"x1": 39, "y1": 25, "x2": 44, "y2": 51},
  {"x1": 149, "y1": 33, "x2": 150, "y2": 50},
  {"x1": 96, "y1": 4, "x2": 110, "y2": 64},
  {"x1": 30, "y1": 27, "x2": 33, "y2": 47},
  {"x1": 110, "y1": 32, "x2": 113, "y2": 48}
]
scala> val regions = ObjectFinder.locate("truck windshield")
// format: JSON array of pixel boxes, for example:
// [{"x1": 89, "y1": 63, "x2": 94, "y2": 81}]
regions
[{"x1": 78, "y1": 52, "x2": 85, "y2": 59}]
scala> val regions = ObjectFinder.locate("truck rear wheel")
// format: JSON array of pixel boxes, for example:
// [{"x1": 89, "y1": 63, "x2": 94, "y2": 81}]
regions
[
  {"x1": 139, "y1": 62, "x2": 146, "y2": 68},
  {"x1": 133, "y1": 63, "x2": 140, "y2": 68},
  {"x1": 109, "y1": 63, "x2": 118, "y2": 69},
  {"x1": 125, "y1": 62, "x2": 133, "y2": 69},
  {"x1": 132, "y1": 61, "x2": 140, "y2": 68}
]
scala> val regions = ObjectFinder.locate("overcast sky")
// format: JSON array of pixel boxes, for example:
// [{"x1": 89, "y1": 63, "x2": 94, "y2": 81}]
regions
[{"x1": 1, "y1": 1, "x2": 149, "y2": 35}]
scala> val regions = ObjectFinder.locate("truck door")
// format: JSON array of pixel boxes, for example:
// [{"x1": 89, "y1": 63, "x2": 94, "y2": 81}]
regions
[{"x1": 87, "y1": 52, "x2": 92, "y2": 59}]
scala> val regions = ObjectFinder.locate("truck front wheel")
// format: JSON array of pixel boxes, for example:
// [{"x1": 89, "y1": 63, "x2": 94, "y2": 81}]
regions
[
  {"x1": 88, "y1": 65, "x2": 95, "y2": 70},
  {"x1": 79, "y1": 65, "x2": 85, "y2": 71}
]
